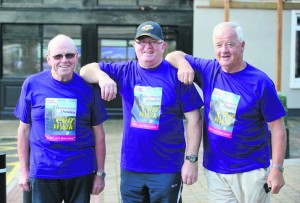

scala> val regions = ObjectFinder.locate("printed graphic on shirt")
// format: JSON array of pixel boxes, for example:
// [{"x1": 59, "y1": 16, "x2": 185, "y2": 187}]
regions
[
  {"x1": 208, "y1": 88, "x2": 240, "y2": 138},
  {"x1": 45, "y1": 98, "x2": 77, "y2": 142},
  {"x1": 130, "y1": 86, "x2": 162, "y2": 130}
]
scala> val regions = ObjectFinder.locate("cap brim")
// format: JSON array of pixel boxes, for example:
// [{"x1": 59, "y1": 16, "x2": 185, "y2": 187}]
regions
[{"x1": 135, "y1": 33, "x2": 161, "y2": 40}]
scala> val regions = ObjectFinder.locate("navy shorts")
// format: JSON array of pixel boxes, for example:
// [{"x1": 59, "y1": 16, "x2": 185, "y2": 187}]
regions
[
  {"x1": 30, "y1": 173, "x2": 94, "y2": 203},
  {"x1": 120, "y1": 169, "x2": 183, "y2": 203}
]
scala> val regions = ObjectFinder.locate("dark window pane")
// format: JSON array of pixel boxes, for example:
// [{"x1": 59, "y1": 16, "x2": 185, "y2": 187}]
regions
[
  {"x1": 296, "y1": 31, "x2": 300, "y2": 78},
  {"x1": 2, "y1": 24, "x2": 82, "y2": 77},
  {"x1": 44, "y1": 0, "x2": 82, "y2": 5},
  {"x1": 3, "y1": 0, "x2": 42, "y2": 3},
  {"x1": 98, "y1": 0, "x2": 136, "y2": 5},
  {"x1": 98, "y1": 26, "x2": 136, "y2": 63},
  {"x1": 99, "y1": 39, "x2": 135, "y2": 62},
  {"x1": 139, "y1": 0, "x2": 175, "y2": 6},
  {"x1": 3, "y1": 24, "x2": 40, "y2": 37},
  {"x1": 3, "y1": 40, "x2": 40, "y2": 77},
  {"x1": 98, "y1": 26, "x2": 136, "y2": 39},
  {"x1": 164, "y1": 40, "x2": 176, "y2": 58},
  {"x1": 44, "y1": 25, "x2": 81, "y2": 38}
]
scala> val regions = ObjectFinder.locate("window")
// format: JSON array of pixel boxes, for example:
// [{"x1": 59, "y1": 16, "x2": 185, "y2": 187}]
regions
[
  {"x1": 2, "y1": 24, "x2": 81, "y2": 78},
  {"x1": 99, "y1": 39, "x2": 136, "y2": 63},
  {"x1": 139, "y1": 0, "x2": 176, "y2": 6},
  {"x1": 2, "y1": 0, "x2": 42, "y2": 2},
  {"x1": 98, "y1": 0, "x2": 136, "y2": 5},
  {"x1": 291, "y1": 11, "x2": 300, "y2": 88},
  {"x1": 2, "y1": 25, "x2": 41, "y2": 77},
  {"x1": 2, "y1": 0, "x2": 83, "y2": 5},
  {"x1": 97, "y1": 25, "x2": 177, "y2": 63},
  {"x1": 98, "y1": 0, "x2": 192, "y2": 7},
  {"x1": 98, "y1": 26, "x2": 136, "y2": 62}
]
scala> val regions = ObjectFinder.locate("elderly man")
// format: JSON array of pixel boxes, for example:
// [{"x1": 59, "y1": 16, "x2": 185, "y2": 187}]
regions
[
  {"x1": 14, "y1": 34, "x2": 109, "y2": 203},
  {"x1": 165, "y1": 21, "x2": 287, "y2": 203}
]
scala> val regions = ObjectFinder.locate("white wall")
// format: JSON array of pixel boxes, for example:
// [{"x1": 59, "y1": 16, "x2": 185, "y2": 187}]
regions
[{"x1": 193, "y1": 1, "x2": 300, "y2": 110}]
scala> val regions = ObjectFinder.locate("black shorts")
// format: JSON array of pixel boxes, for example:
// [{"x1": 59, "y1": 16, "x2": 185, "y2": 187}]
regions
[{"x1": 120, "y1": 169, "x2": 183, "y2": 203}]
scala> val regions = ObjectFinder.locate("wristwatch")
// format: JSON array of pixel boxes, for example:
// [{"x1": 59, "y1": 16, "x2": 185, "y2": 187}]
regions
[
  {"x1": 271, "y1": 164, "x2": 284, "y2": 173},
  {"x1": 185, "y1": 154, "x2": 198, "y2": 163},
  {"x1": 96, "y1": 171, "x2": 106, "y2": 178}
]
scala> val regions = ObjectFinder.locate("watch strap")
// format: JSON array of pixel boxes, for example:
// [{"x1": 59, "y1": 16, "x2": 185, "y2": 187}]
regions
[{"x1": 96, "y1": 171, "x2": 106, "y2": 178}]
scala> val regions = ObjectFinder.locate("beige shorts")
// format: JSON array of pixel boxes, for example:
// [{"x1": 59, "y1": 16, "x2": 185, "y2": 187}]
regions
[{"x1": 204, "y1": 168, "x2": 271, "y2": 203}]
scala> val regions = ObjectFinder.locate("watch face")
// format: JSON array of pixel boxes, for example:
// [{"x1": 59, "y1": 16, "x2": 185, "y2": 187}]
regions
[
  {"x1": 186, "y1": 155, "x2": 198, "y2": 162},
  {"x1": 190, "y1": 156, "x2": 196, "y2": 162},
  {"x1": 97, "y1": 171, "x2": 106, "y2": 178}
]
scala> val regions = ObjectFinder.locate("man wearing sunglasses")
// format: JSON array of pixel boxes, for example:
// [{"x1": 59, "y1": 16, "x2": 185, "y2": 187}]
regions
[
  {"x1": 80, "y1": 21, "x2": 203, "y2": 202},
  {"x1": 14, "y1": 34, "x2": 109, "y2": 203}
]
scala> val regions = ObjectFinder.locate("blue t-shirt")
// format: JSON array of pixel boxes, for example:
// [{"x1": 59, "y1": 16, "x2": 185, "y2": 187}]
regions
[
  {"x1": 14, "y1": 70, "x2": 109, "y2": 179},
  {"x1": 185, "y1": 55, "x2": 286, "y2": 174},
  {"x1": 99, "y1": 59, "x2": 203, "y2": 173}
]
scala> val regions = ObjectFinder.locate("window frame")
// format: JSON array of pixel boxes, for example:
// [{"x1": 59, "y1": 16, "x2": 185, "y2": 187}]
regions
[
  {"x1": 1, "y1": 24, "x2": 82, "y2": 78},
  {"x1": 290, "y1": 10, "x2": 300, "y2": 88}
]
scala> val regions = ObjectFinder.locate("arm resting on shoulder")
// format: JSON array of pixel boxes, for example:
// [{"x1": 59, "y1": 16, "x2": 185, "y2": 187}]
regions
[
  {"x1": 91, "y1": 123, "x2": 106, "y2": 195},
  {"x1": 181, "y1": 108, "x2": 202, "y2": 185},
  {"x1": 17, "y1": 121, "x2": 31, "y2": 192},
  {"x1": 267, "y1": 117, "x2": 286, "y2": 194},
  {"x1": 165, "y1": 51, "x2": 195, "y2": 85},
  {"x1": 80, "y1": 62, "x2": 117, "y2": 101}
]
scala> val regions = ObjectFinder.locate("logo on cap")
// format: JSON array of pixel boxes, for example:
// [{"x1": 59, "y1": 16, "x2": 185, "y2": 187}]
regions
[{"x1": 142, "y1": 25, "x2": 154, "y2": 31}]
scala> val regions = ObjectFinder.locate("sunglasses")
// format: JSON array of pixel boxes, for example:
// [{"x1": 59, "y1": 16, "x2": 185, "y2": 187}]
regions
[
  {"x1": 52, "y1": 53, "x2": 77, "y2": 60},
  {"x1": 263, "y1": 183, "x2": 271, "y2": 193}
]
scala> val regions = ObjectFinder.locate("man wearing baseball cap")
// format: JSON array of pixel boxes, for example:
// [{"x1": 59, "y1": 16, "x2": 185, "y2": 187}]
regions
[
  {"x1": 80, "y1": 21, "x2": 203, "y2": 202},
  {"x1": 135, "y1": 21, "x2": 164, "y2": 41}
]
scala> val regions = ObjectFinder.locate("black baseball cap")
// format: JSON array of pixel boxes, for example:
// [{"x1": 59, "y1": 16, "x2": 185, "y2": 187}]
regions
[{"x1": 135, "y1": 21, "x2": 164, "y2": 41}]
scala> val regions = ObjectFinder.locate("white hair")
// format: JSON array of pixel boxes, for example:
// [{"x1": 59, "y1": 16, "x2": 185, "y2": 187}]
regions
[
  {"x1": 213, "y1": 22, "x2": 245, "y2": 42},
  {"x1": 47, "y1": 34, "x2": 77, "y2": 54}
]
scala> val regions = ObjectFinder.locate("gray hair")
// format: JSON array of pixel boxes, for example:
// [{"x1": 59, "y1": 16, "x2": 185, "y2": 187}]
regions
[{"x1": 213, "y1": 22, "x2": 244, "y2": 42}]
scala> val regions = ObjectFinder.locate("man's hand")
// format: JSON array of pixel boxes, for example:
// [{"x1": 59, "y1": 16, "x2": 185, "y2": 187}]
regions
[
  {"x1": 181, "y1": 160, "x2": 198, "y2": 185},
  {"x1": 267, "y1": 168, "x2": 285, "y2": 194},
  {"x1": 165, "y1": 51, "x2": 195, "y2": 85},
  {"x1": 19, "y1": 170, "x2": 31, "y2": 192},
  {"x1": 177, "y1": 65, "x2": 195, "y2": 85},
  {"x1": 91, "y1": 175, "x2": 105, "y2": 195},
  {"x1": 98, "y1": 74, "x2": 117, "y2": 101}
]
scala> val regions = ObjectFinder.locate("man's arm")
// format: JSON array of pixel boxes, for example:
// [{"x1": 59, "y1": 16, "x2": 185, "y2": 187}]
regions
[
  {"x1": 267, "y1": 117, "x2": 286, "y2": 194},
  {"x1": 17, "y1": 121, "x2": 31, "y2": 192},
  {"x1": 181, "y1": 108, "x2": 202, "y2": 185},
  {"x1": 80, "y1": 62, "x2": 117, "y2": 101},
  {"x1": 165, "y1": 51, "x2": 195, "y2": 85},
  {"x1": 91, "y1": 123, "x2": 106, "y2": 195}
]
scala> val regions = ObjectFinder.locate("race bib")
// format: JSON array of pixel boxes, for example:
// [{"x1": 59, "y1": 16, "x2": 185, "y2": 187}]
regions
[
  {"x1": 130, "y1": 86, "x2": 162, "y2": 130},
  {"x1": 45, "y1": 98, "x2": 77, "y2": 142},
  {"x1": 208, "y1": 88, "x2": 240, "y2": 138}
]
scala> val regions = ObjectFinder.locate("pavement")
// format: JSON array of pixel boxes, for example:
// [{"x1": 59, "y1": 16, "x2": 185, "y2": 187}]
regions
[{"x1": 1, "y1": 117, "x2": 300, "y2": 203}]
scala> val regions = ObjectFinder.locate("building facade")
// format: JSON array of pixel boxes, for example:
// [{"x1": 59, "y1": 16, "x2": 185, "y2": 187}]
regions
[
  {"x1": 194, "y1": 0, "x2": 300, "y2": 116},
  {"x1": 0, "y1": 0, "x2": 193, "y2": 119}
]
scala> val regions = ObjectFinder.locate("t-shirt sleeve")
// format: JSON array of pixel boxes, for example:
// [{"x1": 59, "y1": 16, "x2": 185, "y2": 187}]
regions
[
  {"x1": 260, "y1": 82, "x2": 286, "y2": 122},
  {"x1": 14, "y1": 78, "x2": 32, "y2": 124},
  {"x1": 179, "y1": 83, "x2": 204, "y2": 113}
]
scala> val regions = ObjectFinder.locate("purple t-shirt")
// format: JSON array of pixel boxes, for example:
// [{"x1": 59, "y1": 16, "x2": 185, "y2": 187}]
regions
[
  {"x1": 99, "y1": 59, "x2": 203, "y2": 173},
  {"x1": 186, "y1": 54, "x2": 286, "y2": 174},
  {"x1": 14, "y1": 70, "x2": 109, "y2": 179}
]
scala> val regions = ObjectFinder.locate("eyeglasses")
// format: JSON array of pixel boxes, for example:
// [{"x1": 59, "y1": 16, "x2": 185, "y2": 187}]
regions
[
  {"x1": 52, "y1": 53, "x2": 77, "y2": 60},
  {"x1": 135, "y1": 40, "x2": 163, "y2": 46},
  {"x1": 263, "y1": 183, "x2": 271, "y2": 193}
]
